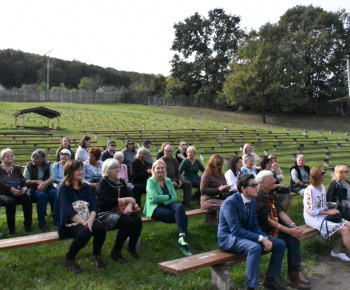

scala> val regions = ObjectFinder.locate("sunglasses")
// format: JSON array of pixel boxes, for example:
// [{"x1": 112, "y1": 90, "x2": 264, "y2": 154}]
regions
[
  {"x1": 110, "y1": 144, "x2": 116, "y2": 147},
  {"x1": 246, "y1": 183, "x2": 259, "y2": 188}
]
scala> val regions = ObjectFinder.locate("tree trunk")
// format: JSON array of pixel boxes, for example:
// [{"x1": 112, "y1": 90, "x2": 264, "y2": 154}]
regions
[{"x1": 262, "y1": 110, "x2": 266, "y2": 124}]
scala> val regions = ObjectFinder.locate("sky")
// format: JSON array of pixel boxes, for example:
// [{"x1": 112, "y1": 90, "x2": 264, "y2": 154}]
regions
[{"x1": 1, "y1": 0, "x2": 349, "y2": 76}]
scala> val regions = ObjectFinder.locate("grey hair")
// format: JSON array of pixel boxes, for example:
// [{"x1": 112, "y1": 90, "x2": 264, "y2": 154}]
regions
[
  {"x1": 0, "y1": 148, "x2": 13, "y2": 159},
  {"x1": 114, "y1": 151, "x2": 124, "y2": 162},
  {"x1": 297, "y1": 154, "x2": 305, "y2": 161},
  {"x1": 164, "y1": 144, "x2": 174, "y2": 151},
  {"x1": 135, "y1": 147, "x2": 150, "y2": 159},
  {"x1": 256, "y1": 170, "x2": 274, "y2": 183},
  {"x1": 31, "y1": 149, "x2": 46, "y2": 161},
  {"x1": 102, "y1": 158, "x2": 120, "y2": 178}
]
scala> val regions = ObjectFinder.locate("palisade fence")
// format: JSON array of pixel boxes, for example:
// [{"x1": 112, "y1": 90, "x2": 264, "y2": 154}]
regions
[
  {"x1": 0, "y1": 89, "x2": 345, "y2": 114},
  {"x1": 0, "y1": 89, "x2": 231, "y2": 108}
]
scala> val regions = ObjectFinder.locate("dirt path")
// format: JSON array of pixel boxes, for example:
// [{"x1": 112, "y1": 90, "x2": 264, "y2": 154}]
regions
[{"x1": 305, "y1": 253, "x2": 350, "y2": 290}]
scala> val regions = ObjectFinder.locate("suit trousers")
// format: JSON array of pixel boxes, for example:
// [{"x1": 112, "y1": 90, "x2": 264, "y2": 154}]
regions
[{"x1": 227, "y1": 237, "x2": 286, "y2": 288}]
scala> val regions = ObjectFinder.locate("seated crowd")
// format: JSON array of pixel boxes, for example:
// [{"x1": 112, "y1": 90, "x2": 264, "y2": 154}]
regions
[{"x1": 1, "y1": 138, "x2": 350, "y2": 289}]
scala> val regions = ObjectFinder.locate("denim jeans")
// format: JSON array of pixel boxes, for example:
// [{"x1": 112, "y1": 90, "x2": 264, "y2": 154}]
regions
[
  {"x1": 152, "y1": 202, "x2": 188, "y2": 234},
  {"x1": 227, "y1": 237, "x2": 286, "y2": 288},
  {"x1": 32, "y1": 187, "x2": 57, "y2": 225}
]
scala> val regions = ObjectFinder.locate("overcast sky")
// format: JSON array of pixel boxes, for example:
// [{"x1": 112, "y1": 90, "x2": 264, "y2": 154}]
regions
[{"x1": 1, "y1": 0, "x2": 349, "y2": 76}]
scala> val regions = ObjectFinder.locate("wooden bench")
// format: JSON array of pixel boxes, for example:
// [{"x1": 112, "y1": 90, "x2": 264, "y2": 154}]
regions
[
  {"x1": 158, "y1": 224, "x2": 318, "y2": 290},
  {"x1": 0, "y1": 209, "x2": 206, "y2": 251}
]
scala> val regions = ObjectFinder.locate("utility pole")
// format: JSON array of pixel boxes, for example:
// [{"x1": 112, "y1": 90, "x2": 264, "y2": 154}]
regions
[{"x1": 45, "y1": 49, "x2": 53, "y2": 91}]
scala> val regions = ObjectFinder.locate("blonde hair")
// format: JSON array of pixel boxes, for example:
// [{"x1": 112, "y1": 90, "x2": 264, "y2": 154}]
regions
[
  {"x1": 186, "y1": 146, "x2": 196, "y2": 155},
  {"x1": 333, "y1": 165, "x2": 348, "y2": 181},
  {"x1": 151, "y1": 159, "x2": 167, "y2": 179}
]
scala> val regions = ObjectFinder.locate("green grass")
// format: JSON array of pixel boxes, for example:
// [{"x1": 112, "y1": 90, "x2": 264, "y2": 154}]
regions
[{"x1": 0, "y1": 101, "x2": 350, "y2": 289}]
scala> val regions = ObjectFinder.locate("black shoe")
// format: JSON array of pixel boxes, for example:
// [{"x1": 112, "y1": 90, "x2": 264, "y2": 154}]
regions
[
  {"x1": 39, "y1": 223, "x2": 50, "y2": 233},
  {"x1": 127, "y1": 249, "x2": 140, "y2": 260},
  {"x1": 24, "y1": 225, "x2": 32, "y2": 233},
  {"x1": 93, "y1": 255, "x2": 106, "y2": 269},
  {"x1": 111, "y1": 250, "x2": 127, "y2": 264},
  {"x1": 8, "y1": 229, "x2": 16, "y2": 235},
  {"x1": 65, "y1": 258, "x2": 82, "y2": 273},
  {"x1": 263, "y1": 277, "x2": 286, "y2": 290}
]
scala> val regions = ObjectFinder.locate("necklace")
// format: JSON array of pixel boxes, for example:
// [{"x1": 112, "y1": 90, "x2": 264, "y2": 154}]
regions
[{"x1": 1, "y1": 164, "x2": 13, "y2": 175}]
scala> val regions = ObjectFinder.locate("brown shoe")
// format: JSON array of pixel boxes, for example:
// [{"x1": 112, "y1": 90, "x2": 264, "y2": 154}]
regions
[
  {"x1": 287, "y1": 278, "x2": 310, "y2": 289},
  {"x1": 65, "y1": 258, "x2": 82, "y2": 273}
]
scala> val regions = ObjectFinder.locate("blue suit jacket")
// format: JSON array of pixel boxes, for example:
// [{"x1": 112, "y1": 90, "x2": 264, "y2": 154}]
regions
[{"x1": 217, "y1": 192, "x2": 267, "y2": 251}]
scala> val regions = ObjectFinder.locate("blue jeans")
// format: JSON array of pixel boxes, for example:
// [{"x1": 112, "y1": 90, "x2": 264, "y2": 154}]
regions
[
  {"x1": 32, "y1": 187, "x2": 57, "y2": 225},
  {"x1": 227, "y1": 237, "x2": 286, "y2": 288},
  {"x1": 151, "y1": 203, "x2": 188, "y2": 234},
  {"x1": 190, "y1": 177, "x2": 201, "y2": 189}
]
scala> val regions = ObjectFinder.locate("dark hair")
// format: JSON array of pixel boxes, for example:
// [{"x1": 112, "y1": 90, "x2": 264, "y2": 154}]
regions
[
  {"x1": 62, "y1": 160, "x2": 84, "y2": 188},
  {"x1": 143, "y1": 140, "x2": 151, "y2": 146},
  {"x1": 88, "y1": 147, "x2": 102, "y2": 160},
  {"x1": 310, "y1": 166, "x2": 324, "y2": 186},
  {"x1": 56, "y1": 136, "x2": 71, "y2": 154},
  {"x1": 237, "y1": 174, "x2": 255, "y2": 193},
  {"x1": 124, "y1": 142, "x2": 135, "y2": 152},
  {"x1": 80, "y1": 136, "x2": 91, "y2": 148},
  {"x1": 228, "y1": 156, "x2": 242, "y2": 177},
  {"x1": 260, "y1": 157, "x2": 272, "y2": 170}
]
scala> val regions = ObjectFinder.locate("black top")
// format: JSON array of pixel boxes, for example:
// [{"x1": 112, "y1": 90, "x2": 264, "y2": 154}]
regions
[
  {"x1": 131, "y1": 159, "x2": 152, "y2": 186},
  {"x1": 100, "y1": 150, "x2": 114, "y2": 161},
  {"x1": 96, "y1": 177, "x2": 130, "y2": 212}
]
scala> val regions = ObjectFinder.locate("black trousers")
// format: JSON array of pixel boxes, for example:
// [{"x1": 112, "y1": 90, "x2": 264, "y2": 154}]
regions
[
  {"x1": 63, "y1": 220, "x2": 106, "y2": 260},
  {"x1": 0, "y1": 194, "x2": 32, "y2": 231},
  {"x1": 113, "y1": 214, "x2": 142, "y2": 253}
]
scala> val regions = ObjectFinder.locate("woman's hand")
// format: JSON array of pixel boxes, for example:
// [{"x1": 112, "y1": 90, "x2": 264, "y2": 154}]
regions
[
  {"x1": 219, "y1": 185, "x2": 230, "y2": 191},
  {"x1": 124, "y1": 203, "x2": 134, "y2": 215},
  {"x1": 20, "y1": 187, "x2": 28, "y2": 195},
  {"x1": 327, "y1": 209, "x2": 340, "y2": 215},
  {"x1": 84, "y1": 218, "x2": 94, "y2": 232},
  {"x1": 288, "y1": 227, "x2": 303, "y2": 240},
  {"x1": 10, "y1": 187, "x2": 21, "y2": 196}
]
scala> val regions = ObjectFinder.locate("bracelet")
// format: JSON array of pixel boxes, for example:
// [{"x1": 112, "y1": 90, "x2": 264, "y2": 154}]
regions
[
  {"x1": 291, "y1": 222, "x2": 296, "y2": 227},
  {"x1": 277, "y1": 224, "x2": 281, "y2": 229}
]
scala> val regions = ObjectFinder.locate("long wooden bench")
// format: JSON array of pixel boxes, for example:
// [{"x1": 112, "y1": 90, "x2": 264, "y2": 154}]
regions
[
  {"x1": 0, "y1": 209, "x2": 206, "y2": 251},
  {"x1": 158, "y1": 224, "x2": 318, "y2": 290}
]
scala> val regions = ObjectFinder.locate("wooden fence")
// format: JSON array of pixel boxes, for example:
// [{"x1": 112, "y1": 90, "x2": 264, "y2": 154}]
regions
[{"x1": 0, "y1": 89, "x2": 230, "y2": 108}]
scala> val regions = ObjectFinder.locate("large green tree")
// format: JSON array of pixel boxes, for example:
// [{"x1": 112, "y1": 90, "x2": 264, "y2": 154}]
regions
[
  {"x1": 170, "y1": 8, "x2": 243, "y2": 99},
  {"x1": 221, "y1": 5, "x2": 350, "y2": 116}
]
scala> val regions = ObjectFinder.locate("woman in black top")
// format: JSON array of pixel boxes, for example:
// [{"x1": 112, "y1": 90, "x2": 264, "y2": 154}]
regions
[{"x1": 97, "y1": 158, "x2": 142, "y2": 263}]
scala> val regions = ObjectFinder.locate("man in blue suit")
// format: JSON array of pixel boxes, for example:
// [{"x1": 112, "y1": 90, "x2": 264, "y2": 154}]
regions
[{"x1": 217, "y1": 174, "x2": 286, "y2": 290}]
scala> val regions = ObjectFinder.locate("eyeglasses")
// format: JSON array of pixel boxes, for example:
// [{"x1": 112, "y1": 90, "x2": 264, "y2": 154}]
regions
[
  {"x1": 342, "y1": 171, "x2": 349, "y2": 174},
  {"x1": 246, "y1": 183, "x2": 259, "y2": 188},
  {"x1": 181, "y1": 143, "x2": 187, "y2": 146}
]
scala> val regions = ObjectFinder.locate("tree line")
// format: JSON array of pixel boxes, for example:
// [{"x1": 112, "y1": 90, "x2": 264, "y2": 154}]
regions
[{"x1": 1, "y1": 5, "x2": 349, "y2": 118}]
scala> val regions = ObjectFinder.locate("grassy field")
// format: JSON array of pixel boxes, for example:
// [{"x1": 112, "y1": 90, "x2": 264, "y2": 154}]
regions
[{"x1": 0, "y1": 101, "x2": 349, "y2": 289}]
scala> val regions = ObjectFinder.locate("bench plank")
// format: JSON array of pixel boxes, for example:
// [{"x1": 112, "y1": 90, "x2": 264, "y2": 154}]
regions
[
  {"x1": 158, "y1": 250, "x2": 237, "y2": 275},
  {"x1": 159, "y1": 225, "x2": 318, "y2": 275},
  {"x1": 0, "y1": 232, "x2": 59, "y2": 250}
]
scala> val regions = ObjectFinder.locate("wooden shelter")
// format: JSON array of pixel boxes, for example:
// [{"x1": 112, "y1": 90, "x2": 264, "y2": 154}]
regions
[{"x1": 13, "y1": 107, "x2": 61, "y2": 129}]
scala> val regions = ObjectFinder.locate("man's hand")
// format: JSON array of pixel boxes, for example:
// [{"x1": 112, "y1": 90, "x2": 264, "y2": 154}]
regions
[{"x1": 262, "y1": 237, "x2": 272, "y2": 251}]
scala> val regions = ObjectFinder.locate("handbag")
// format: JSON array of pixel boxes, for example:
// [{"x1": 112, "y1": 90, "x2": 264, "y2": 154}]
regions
[
  {"x1": 115, "y1": 187, "x2": 141, "y2": 215},
  {"x1": 66, "y1": 200, "x2": 90, "y2": 227},
  {"x1": 319, "y1": 212, "x2": 343, "y2": 248}
]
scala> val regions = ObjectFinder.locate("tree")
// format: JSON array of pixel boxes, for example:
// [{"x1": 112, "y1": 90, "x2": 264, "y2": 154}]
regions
[
  {"x1": 78, "y1": 76, "x2": 100, "y2": 91},
  {"x1": 170, "y1": 8, "x2": 244, "y2": 99},
  {"x1": 221, "y1": 5, "x2": 350, "y2": 118}
]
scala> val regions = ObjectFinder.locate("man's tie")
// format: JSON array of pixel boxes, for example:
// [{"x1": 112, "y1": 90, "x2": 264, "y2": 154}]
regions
[{"x1": 245, "y1": 202, "x2": 250, "y2": 218}]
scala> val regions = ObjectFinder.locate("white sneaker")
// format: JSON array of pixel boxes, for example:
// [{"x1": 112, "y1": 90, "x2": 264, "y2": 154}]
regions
[{"x1": 331, "y1": 251, "x2": 350, "y2": 261}]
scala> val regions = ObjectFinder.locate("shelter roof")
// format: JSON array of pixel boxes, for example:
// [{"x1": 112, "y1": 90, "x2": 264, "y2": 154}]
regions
[{"x1": 13, "y1": 107, "x2": 61, "y2": 118}]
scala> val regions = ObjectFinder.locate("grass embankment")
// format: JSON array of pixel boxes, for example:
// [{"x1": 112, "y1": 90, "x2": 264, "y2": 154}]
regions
[{"x1": 0, "y1": 102, "x2": 349, "y2": 289}]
